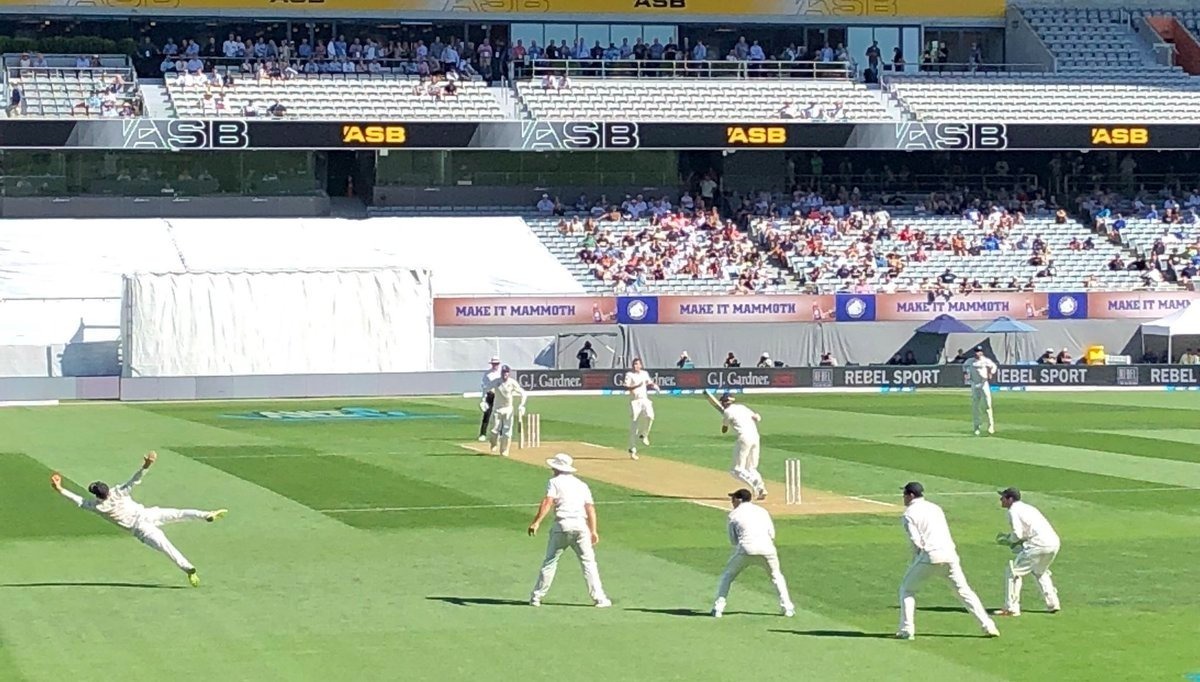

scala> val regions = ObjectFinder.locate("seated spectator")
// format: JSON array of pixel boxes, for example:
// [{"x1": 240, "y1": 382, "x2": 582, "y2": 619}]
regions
[
  {"x1": 724, "y1": 352, "x2": 740, "y2": 367},
  {"x1": 756, "y1": 352, "x2": 772, "y2": 368},
  {"x1": 1037, "y1": 348, "x2": 1057, "y2": 364},
  {"x1": 819, "y1": 352, "x2": 837, "y2": 367},
  {"x1": 901, "y1": 350, "x2": 917, "y2": 366},
  {"x1": 536, "y1": 193, "x2": 555, "y2": 213},
  {"x1": 1056, "y1": 348, "x2": 1072, "y2": 364}
]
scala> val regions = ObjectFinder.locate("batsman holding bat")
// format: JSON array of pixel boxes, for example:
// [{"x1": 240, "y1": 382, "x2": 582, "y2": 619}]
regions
[{"x1": 705, "y1": 390, "x2": 767, "y2": 500}]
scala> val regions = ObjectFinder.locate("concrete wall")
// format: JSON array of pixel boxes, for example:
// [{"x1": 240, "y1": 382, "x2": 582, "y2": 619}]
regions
[
  {"x1": 0, "y1": 196, "x2": 330, "y2": 218},
  {"x1": 1005, "y1": 6, "x2": 1057, "y2": 72}
]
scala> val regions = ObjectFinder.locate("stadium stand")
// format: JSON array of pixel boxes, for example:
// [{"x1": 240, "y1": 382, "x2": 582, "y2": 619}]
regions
[
  {"x1": 165, "y1": 71, "x2": 506, "y2": 119},
  {"x1": 517, "y1": 77, "x2": 892, "y2": 121},
  {"x1": 3, "y1": 55, "x2": 142, "y2": 118},
  {"x1": 1021, "y1": 7, "x2": 1184, "y2": 74}
]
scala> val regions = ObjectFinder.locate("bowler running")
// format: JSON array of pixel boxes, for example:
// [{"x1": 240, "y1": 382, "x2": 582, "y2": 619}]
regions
[
  {"x1": 705, "y1": 391, "x2": 767, "y2": 500},
  {"x1": 624, "y1": 358, "x2": 659, "y2": 460},
  {"x1": 897, "y1": 481, "x2": 999, "y2": 639},
  {"x1": 963, "y1": 346, "x2": 998, "y2": 435},
  {"x1": 50, "y1": 451, "x2": 227, "y2": 587},
  {"x1": 488, "y1": 365, "x2": 527, "y2": 457},
  {"x1": 711, "y1": 488, "x2": 794, "y2": 618},
  {"x1": 994, "y1": 487, "x2": 1061, "y2": 617},
  {"x1": 527, "y1": 454, "x2": 611, "y2": 608}
]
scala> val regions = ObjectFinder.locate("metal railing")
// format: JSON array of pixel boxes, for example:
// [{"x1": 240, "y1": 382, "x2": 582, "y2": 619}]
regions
[
  {"x1": 523, "y1": 59, "x2": 854, "y2": 80},
  {"x1": 770, "y1": 173, "x2": 1040, "y2": 196}
]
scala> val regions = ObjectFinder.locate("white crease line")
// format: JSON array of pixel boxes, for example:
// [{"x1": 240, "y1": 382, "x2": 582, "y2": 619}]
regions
[{"x1": 847, "y1": 495, "x2": 898, "y2": 507}]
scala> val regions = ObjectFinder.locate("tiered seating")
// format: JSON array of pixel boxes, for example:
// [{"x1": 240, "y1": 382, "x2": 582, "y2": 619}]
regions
[
  {"x1": 7, "y1": 67, "x2": 140, "y2": 118},
  {"x1": 757, "y1": 212, "x2": 1152, "y2": 292},
  {"x1": 887, "y1": 74, "x2": 1200, "y2": 122},
  {"x1": 526, "y1": 216, "x2": 793, "y2": 295},
  {"x1": 1022, "y1": 7, "x2": 1181, "y2": 74},
  {"x1": 518, "y1": 79, "x2": 891, "y2": 121},
  {"x1": 165, "y1": 73, "x2": 505, "y2": 119}
]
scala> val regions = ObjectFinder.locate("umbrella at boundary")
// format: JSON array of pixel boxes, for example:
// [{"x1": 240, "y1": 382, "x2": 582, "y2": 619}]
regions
[{"x1": 976, "y1": 316, "x2": 1038, "y2": 363}]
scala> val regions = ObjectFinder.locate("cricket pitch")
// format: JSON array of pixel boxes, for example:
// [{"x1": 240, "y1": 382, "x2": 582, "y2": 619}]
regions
[{"x1": 460, "y1": 440, "x2": 895, "y2": 516}]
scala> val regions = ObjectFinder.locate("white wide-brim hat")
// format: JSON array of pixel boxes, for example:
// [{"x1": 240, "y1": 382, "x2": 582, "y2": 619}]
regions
[{"x1": 546, "y1": 453, "x2": 576, "y2": 473}]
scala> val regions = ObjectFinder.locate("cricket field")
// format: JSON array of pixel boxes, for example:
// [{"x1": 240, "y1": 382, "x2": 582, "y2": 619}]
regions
[{"x1": 1, "y1": 391, "x2": 1197, "y2": 681}]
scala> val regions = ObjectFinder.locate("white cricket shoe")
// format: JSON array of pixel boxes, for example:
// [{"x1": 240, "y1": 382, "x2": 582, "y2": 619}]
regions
[
  {"x1": 987, "y1": 425, "x2": 995, "y2": 435},
  {"x1": 529, "y1": 597, "x2": 541, "y2": 607},
  {"x1": 781, "y1": 606, "x2": 795, "y2": 617},
  {"x1": 757, "y1": 490, "x2": 768, "y2": 501},
  {"x1": 973, "y1": 429, "x2": 981, "y2": 436},
  {"x1": 594, "y1": 598, "x2": 612, "y2": 608},
  {"x1": 477, "y1": 435, "x2": 488, "y2": 442},
  {"x1": 982, "y1": 623, "x2": 1000, "y2": 638},
  {"x1": 639, "y1": 434, "x2": 650, "y2": 446},
  {"x1": 894, "y1": 631, "x2": 915, "y2": 640},
  {"x1": 711, "y1": 609, "x2": 723, "y2": 618},
  {"x1": 628, "y1": 448, "x2": 639, "y2": 460}
]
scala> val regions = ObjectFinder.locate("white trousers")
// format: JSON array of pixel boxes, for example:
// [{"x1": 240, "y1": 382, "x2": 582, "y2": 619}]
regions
[
  {"x1": 1005, "y1": 546, "x2": 1060, "y2": 613},
  {"x1": 970, "y1": 385, "x2": 994, "y2": 430},
  {"x1": 898, "y1": 559, "x2": 994, "y2": 635},
  {"x1": 730, "y1": 437, "x2": 765, "y2": 495},
  {"x1": 628, "y1": 398, "x2": 655, "y2": 449},
  {"x1": 132, "y1": 507, "x2": 209, "y2": 573},
  {"x1": 491, "y1": 407, "x2": 516, "y2": 438},
  {"x1": 714, "y1": 549, "x2": 793, "y2": 611},
  {"x1": 531, "y1": 527, "x2": 608, "y2": 603}
]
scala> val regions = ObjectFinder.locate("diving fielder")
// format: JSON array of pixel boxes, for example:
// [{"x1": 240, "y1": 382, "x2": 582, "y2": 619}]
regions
[
  {"x1": 478, "y1": 355, "x2": 503, "y2": 441},
  {"x1": 963, "y1": 346, "x2": 998, "y2": 435},
  {"x1": 50, "y1": 451, "x2": 226, "y2": 587},
  {"x1": 527, "y1": 453, "x2": 611, "y2": 608},
  {"x1": 994, "y1": 487, "x2": 1061, "y2": 617},
  {"x1": 705, "y1": 391, "x2": 767, "y2": 499},
  {"x1": 489, "y1": 365, "x2": 527, "y2": 457},
  {"x1": 624, "y1": 358, "x2": 659, "y2": 460},
  {"x1": 711, "y1": 488, "x2": 794, "y2": 618},
  {"x1": 897, "y1": 481, "x2": 999, "y2": 639}
]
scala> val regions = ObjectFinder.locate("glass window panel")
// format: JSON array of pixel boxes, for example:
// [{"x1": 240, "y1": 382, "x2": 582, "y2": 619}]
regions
[
  {"x1": 544, "y1": 23, "x2": 577, "y2": 52},
  {"x1": 846, "y1": 27, "x2": 873, "y2": 72},
  {"x1": 510, "y1": 23, "x2": 544, "y2": 52},
  {"x1": 902, "y1": 27, "x2": 920, "y2": 73},
  {"x1": 576, "y1": 24, "x2": 608, "y2": 54},
  {"x1": 610, "y1": 24, "x2": 642, "y2": 52},
  {"x1": 641, "y1": 24, "x2": 675, "y2": 46}
]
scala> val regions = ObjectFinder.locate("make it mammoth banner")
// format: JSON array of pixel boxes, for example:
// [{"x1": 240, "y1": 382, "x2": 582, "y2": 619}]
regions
[
  {"x1": 8, "y1": 0, "x2": 1003, "y2": 17},
  {"x1": 433, "y1": 296, "x2": 617, "y2": 325}
]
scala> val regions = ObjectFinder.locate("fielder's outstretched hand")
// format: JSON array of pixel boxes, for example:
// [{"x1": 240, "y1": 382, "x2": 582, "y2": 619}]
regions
[
  {"x1": 142, "y1": 451, "x2": 157, "y2": 469},
  {"x1": 50, "y1": 473, "x2": 63, "y2": 491}
]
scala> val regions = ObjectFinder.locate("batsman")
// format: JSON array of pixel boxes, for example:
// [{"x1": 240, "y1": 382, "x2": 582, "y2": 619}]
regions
[
  {"x1": 705, "y1": 390, "x2": 767, "y2": 500},
  {"x1": 489, "y1": 365, "x2": 527, "y2": 457}
]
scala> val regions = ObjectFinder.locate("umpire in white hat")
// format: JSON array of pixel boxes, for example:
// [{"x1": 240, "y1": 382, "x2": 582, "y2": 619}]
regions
[{"x1": 527, "y1": 453, "x2": 611, "y2": 608}]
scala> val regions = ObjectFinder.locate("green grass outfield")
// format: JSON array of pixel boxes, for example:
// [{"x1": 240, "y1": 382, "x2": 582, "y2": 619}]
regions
[{"x1": 1, "y1": 391, "x2": 1197, "y2": 682}]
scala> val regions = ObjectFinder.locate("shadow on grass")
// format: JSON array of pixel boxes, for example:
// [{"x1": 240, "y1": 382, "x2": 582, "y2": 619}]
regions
[
  {"x1": 1, "y1": 581, "x2": 186, "y2": 590},
  {"x1": 888, "y1": 605, "x2": 972, "y2": 614},
  {"x1": 626, "y1": 607, "x2": 771, "y2": 618},
  {"x1": 772, "y1": 629, "x2": 981, "y2": 639},
  {"x1": 426, "y1": 596, "x2": 590, "y2": 608}
]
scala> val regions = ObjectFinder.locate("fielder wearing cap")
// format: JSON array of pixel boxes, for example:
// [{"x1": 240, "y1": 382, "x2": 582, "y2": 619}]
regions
[
  {"x1": 896, "y1": 481, "x2": 999, "y2": 639},
  {"x1": 710, "y1": 488, "x2": 794, "y2": 618},
  {"x1": 963, "y1": 347, "x2": 998, "y2": 436},
  {"x1": 486, "y1": 365, "x2": 526, "y2": 457},
  {"x1": 477, "y1": 356, "x2": 503, "y2": 442},
  {"x1": 526, "y1": 454, "x2": 611, "y2": 608},
  {"x1": 993, "y1": 488, "x2": 1061, "y2": 617}
]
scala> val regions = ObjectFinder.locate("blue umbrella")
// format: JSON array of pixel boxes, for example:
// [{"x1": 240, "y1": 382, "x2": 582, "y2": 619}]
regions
[
  {"x1": 975, "y1": 316, "x2": 1038, "y2": 334},
  {"x1": 976, "y1": 316, "x2": 1038, "y2": 363},
  {"x1": 915, "y1": 314, "x2": 976, "y2": 334}
]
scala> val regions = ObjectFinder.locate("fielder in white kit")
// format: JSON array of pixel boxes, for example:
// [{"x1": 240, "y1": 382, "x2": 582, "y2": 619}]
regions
[
  {"x1": 527, "y1": 453, "x2": 611, "y2": 608},
  {"x1": 963, "y1": 346, "x2": 998, "y2": 435},
  {"x1": 994, "y1": 487, "x2": 1061, "y2": 617},
  {"x1": 624, "y1": 358, "x2": 659, "y2": 460},
  {"x1": 897, "y1": 481, "x2": 999, "y2": 639},
  {"x1": 50, "y1": 451, "x2": 227, "y2": 587},
  {"x1": 705, "y1": 391, "x2": 767, "y2": 500},
  {"x1": 712, "y1": 488, "x2": 794, "y2": 618},
  {"x1": 489, "y1": 365, "x2": 527, "y2": 457}
]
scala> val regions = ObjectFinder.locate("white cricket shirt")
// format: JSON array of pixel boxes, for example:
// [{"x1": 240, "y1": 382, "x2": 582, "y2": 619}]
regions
[
  {"x1": 624, "y1": 370, "x2": 652, "y2": 401},
  {"x1": 1006, "y1": 500, "x2": 1061, "y2": 550},
  {"x1": 963, "y1": 357, "x2": 998, "y2": 387},
  {"x1": 492, "y1": 377, "x2": 525, "y2": 411},
  {"x1": 722, "y1": 404, "x2": 761, "y2": 441},
  {"x1": 545, "y1": 474, "x2": 594, "y2": 533},
  {"x1": 901, "y1": 498, "x2": 960, "y2": 564},
  {"x1": 727, "y1": 502, "x2": 777, "y2": 555},
  {"x1": 59, "y1": 470, "x2": 146, "y2": 530}
]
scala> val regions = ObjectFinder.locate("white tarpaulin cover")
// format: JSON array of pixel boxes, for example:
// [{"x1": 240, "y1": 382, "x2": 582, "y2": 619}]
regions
[
  {"x1": 1139, "y1": 300, "x2": 1200, "y2": 336},
  {"x1": 123, "y1": 269, "x2": 433, "y2": 377},
  {"x1": 0, "y1": 217, "x2": 580, "y2": 345}
]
